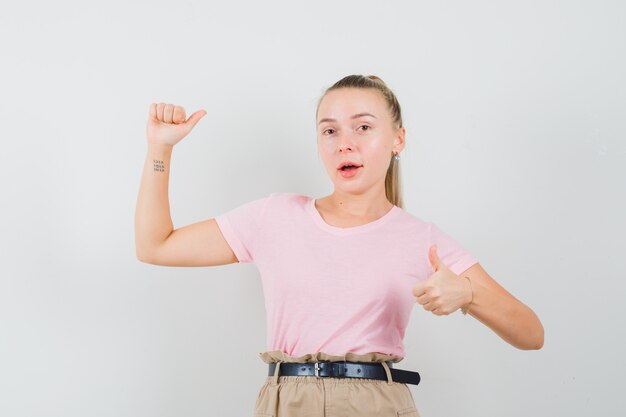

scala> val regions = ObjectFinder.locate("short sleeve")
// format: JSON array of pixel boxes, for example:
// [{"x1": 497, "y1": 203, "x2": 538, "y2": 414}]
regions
[
  {"x1": 428, "y1": 222, "x2": 478, "y2": 276},
  {"x1": 214, "y1": 194, "x2": 271, "y2": 263}
]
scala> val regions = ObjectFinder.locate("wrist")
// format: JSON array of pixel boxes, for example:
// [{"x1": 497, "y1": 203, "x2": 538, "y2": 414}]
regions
[
  {"x1": 461, "y1": 276, "x2": 473, "y2": 315},
  {"x1": 147, "y1": 142, "x2": 174, "y2": 159},
  {"x1": 147, "y1": 140, "x2": 174, "y2": 152}
]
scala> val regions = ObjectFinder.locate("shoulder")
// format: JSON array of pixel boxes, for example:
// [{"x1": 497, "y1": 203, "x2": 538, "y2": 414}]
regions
[
  {"x1": 392, "y1": 206, "x2": 430, "y2": 229},
  {"x1": 263, "y1": 191, "x2": 311, "y2": 211},
  {"x1": 268, "y1": 191, "x2": 307, "y2": 201}
]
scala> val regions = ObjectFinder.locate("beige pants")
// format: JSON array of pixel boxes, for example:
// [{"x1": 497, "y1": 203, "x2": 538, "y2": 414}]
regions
[{"x1": 253, "y1": 350, "x2": 421, "y2": 417}]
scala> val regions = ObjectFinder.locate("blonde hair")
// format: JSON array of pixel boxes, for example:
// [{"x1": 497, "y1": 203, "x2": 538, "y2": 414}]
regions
[{"x1": 316, "y1": 74, "x2": 404, "y2": 209}]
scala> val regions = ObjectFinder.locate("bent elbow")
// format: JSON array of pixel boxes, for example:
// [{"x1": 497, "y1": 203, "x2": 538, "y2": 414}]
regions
[
  {"x1": 534, "y1": 318, "x2": 545, "y2": 349},
  {"x1": 136, "y1": 247, "x2": 155, "y2": 264},
  {"x1": 528, "y1": 321, "x2": 545, "y2": 350},
  {"x1": 530, "y1": 336, "x2": 544, "y2": 350},
  {"x1": 514, "y1": 320, "x2": 544, "y2": 350},
  {"x1": 534, "y1": 330, "x2": 544, "y2": 350},
  {"x1": 516, "y1": 336, "x2": 543, "y2": 351},
  {"x1": 525, "y1": 309, "x2": 545, "y2": 350}
]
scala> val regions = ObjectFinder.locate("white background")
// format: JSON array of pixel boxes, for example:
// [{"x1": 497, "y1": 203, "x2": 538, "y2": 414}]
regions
[{"x1": 1, "y1": 1, "x2": 624, "y2": 416}]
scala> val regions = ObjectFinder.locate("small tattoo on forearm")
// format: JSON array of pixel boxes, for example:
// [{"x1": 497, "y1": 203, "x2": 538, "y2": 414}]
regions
[{"x1": 153, "y1": 159, "x2": 165, "y2": 172}]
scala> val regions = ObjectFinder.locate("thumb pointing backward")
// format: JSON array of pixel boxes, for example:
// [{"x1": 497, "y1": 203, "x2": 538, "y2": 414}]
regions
[
  {"x1": 429, "y1": 245, "x2": 441, "y2": 272},
  {"x1": 185, "y1": 109, "x2": 207, "y2": 130}
]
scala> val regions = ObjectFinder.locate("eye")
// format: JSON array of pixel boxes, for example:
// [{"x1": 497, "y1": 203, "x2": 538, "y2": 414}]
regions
[
  {"x1": 358, "y1": 125, "x2": 370, "y2": 131},
  {"x1": 322, "y1": 128, "x2": 335, "y2": 135}
]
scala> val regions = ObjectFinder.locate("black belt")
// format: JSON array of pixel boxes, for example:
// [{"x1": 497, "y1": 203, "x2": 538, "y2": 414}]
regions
[{"x1": 268, "y1": 360, "x2": 421, "y2": 386}]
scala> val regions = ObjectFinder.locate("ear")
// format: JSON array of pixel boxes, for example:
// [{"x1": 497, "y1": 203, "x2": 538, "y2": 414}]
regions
[{"x1": 393, "y1": 126, "x2": 406, "y2": 154}]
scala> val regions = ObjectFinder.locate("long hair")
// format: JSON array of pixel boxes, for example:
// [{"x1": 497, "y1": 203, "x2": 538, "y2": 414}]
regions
[{"x1": 316, "y1": 74, "x2": 404, "y2": 209}]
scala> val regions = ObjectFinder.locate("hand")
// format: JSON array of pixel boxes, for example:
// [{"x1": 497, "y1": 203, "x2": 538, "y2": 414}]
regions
[
  {"x1": 146, "y1": 102, "x2": 207, "y2": 147},
  {"x1": 412, "y1": 245, "x2": 472, "y2": 316}
]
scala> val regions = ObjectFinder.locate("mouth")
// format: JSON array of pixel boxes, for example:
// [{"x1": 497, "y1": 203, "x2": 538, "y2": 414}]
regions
[
  {"x1": 337, "y1": 164, "x2": 363, "y2": 178},
  {"x1": 338, "y1": 165, "x2": 361, "y2": 172},
  {"x1": 337, "y1": 162, "x2": 364, "y2": 171}
]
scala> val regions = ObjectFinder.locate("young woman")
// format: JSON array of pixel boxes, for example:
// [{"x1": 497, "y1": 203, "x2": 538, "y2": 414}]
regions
[{"x1": 135, "y1": 74, "x2": 544, "y2": 417}]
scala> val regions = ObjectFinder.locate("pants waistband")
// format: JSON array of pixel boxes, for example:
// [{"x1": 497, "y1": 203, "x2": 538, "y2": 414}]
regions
[{"x1": 267, "y1": 360, "x2": 421, "y2": 386}]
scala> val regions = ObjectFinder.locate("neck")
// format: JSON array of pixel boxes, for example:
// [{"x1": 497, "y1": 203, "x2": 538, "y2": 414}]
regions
[{"x1": 327, "y1": 190, "x2": 393, "y2": 218}]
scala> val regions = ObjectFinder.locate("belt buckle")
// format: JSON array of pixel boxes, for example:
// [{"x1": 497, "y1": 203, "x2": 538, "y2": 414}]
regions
[{"x1": 314, "y1": 361, "x2": 330, "y2": 377}]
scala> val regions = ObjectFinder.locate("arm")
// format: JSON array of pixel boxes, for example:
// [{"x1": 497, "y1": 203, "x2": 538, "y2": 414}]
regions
[
  {"x1": 134, "y1": 142, "x2": 175, "y2": 261},
  {"x1": 134, "y1": 102, "x2": 238, "y2": 267},
  {"x1": 460, "y1": 262, "x2": 545, "y2": 350}
]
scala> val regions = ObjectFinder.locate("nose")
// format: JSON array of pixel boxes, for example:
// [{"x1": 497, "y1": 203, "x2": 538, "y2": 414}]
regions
[{"x1": 337, "y1": 132, "x2": 356, "y2": 153}]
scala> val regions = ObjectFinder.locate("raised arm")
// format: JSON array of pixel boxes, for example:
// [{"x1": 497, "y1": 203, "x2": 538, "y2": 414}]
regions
[
  {"x1": 134, "y1": 141, "x2": 175, "y2": 260},
  {"x1": 134, "y1": 102, "x2": 238, "y2": 267}
]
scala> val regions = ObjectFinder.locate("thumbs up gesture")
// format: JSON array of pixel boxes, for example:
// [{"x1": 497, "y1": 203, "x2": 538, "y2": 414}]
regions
[{"x1": 412, "y1": 245, "x2": 472, "y2": 316}]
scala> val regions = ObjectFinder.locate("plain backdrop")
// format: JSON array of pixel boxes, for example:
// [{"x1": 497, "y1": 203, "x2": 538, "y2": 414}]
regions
[{"x1": 1, "y1": 1, "x2": 624, "y2": 416}]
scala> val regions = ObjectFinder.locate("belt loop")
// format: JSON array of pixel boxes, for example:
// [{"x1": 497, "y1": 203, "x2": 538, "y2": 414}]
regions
[
  {"x1": 272, "y1": 360, "x2": 282, "y2": 386},
  {"x1": 381, "y1": 361, "x2": 393, "y2": 384}
]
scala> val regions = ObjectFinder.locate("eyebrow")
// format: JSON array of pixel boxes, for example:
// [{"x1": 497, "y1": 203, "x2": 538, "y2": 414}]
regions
[{"x1": 318, "y1": 112, "x2": 377, "y2": 125}]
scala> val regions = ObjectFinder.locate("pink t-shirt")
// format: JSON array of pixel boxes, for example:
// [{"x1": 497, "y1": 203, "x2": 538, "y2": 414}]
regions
[{"x1": 214, "y1": 192, "x2": 478, "y2": 358}]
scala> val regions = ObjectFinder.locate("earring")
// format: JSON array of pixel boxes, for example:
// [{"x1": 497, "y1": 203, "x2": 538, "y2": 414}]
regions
[{"x1": 394, "y1": 153, "x2": 400, "y2": 161}]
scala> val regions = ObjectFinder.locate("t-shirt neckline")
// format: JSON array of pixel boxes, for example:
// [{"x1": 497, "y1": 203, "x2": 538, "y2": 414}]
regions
[{"x1": 306, "y1": 196, "x2": 400, "y2": 235}]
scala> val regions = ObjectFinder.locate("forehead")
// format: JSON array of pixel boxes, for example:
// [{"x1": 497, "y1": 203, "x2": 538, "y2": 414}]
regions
[{"x1": 317, "y1": 88, "x2": 387, "y2": 120}]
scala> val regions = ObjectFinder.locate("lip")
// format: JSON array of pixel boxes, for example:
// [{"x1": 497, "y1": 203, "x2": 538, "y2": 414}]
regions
[
  {"x1": 337, "y1": 161, "x2": 364, "y2": 170},
  {"x1": 338, "y1": 165, "x2": 362, "y2": 178}
]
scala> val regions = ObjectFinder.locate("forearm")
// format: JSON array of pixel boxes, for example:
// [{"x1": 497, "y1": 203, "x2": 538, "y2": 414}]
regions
[
  {"x1": 466, "y1": 279, "x2": 544, "y2": 350},
  {"x1": 134, "y1": 143, "x2": 174, "y2": 259}
]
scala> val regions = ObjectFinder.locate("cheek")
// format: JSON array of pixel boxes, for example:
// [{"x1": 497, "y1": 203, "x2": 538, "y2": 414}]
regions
[
  {"x1": 362, "y1": 138, "x2": 391, "y2": 158},
  {"x1": 317, "y1": 141, "x2": 336, "y2": 159},
  {"x1": 317, "y1": 143, "x2": 335, "y2": 168}
]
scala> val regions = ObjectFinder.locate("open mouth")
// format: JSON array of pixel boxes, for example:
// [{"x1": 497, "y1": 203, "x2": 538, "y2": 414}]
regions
[
  {"x1": 338, "y1": 164, "x2": 362, "y2": 178},
  {"x1": 340, "y1": 165, "x2": 361, "y2": 171}
]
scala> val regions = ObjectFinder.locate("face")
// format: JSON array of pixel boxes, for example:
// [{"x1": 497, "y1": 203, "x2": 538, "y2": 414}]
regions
[{"x1": 316, "y1": 88, "x2": 405, "y2": 194}]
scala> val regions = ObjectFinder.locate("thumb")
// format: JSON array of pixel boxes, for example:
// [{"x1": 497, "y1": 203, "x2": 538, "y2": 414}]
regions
[
  {"x1": 428, "y1": 244, "x2": 441, "y2": 272},
  {"x1": 184, "y1": 109, "x2": 207, "y2": 130}
]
